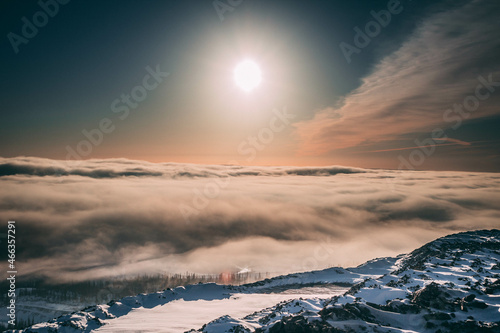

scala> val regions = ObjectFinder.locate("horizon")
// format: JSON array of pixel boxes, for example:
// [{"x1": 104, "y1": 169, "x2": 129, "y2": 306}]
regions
[{"x1": 5, "y1": 154, "x2": 500, "y2": 171}]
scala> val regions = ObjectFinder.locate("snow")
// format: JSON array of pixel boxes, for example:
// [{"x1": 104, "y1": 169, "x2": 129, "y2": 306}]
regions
[
  {"x1": 95, "y1": 289, "x2": 346, "y2": 333},
  {"x1": 9, "y1": 229, "x2": 500, "y2": 333}
]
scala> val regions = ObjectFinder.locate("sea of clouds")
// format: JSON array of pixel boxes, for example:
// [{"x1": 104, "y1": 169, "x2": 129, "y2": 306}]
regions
[{"x1": 0, "y1": 156, "x2": 499, "y2": 282}]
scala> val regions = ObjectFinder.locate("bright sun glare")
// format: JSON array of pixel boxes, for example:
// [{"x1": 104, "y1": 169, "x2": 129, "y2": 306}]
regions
[{"x1": 234, "y1": 60, "x2": 262, "y2": 92}]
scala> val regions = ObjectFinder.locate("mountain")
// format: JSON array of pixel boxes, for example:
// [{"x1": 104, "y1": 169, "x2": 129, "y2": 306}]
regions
[{"x1": 8, "y1": 229, "x2": 500, "y2": 333}]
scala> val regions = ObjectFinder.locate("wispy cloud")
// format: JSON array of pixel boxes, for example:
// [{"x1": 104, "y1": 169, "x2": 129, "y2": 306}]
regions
[
  {"x1": 433, "y1": 137, "x2": 472, "y2": 146},
  {"x1": 358, "y1": 138, "x2": 472, "y2": 153},
  {"x1": 295, "y1": 0, "x2": 500, "y2": 156}
]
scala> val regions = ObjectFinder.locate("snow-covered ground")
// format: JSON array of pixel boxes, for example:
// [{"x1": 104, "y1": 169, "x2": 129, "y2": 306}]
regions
[
  {"x1": 8, "y1": 229, "x2": 500, "y2": 333},
  {"x1": 195, "y1": 229, "x2": 500, "y2": 332},
  {"x1": 95, "y1": 286, "x2": 347, "y2": 333}
]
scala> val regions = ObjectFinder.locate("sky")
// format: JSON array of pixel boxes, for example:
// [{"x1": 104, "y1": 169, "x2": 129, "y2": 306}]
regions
[{"x1": 1, "y1": 0, "x2": 499, "y2": 171}]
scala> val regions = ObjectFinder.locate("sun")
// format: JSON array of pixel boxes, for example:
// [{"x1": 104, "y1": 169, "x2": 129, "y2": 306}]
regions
[{"x1": 234, "y1": 59, "x2": 262, "y2": 92}]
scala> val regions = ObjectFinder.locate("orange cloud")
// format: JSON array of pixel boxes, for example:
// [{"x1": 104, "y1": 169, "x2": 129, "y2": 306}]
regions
[{"x1": 294, "y1": 0, "x2": 500, "y2": 156}]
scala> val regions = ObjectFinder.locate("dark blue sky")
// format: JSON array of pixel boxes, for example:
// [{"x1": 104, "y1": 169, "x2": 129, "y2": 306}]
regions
[{"x1": 1, "y1": 0, "x2": 499, "y2": 171}]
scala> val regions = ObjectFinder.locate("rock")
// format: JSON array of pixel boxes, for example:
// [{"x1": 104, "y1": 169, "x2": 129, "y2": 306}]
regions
[
  {"x1": 268, "y1": 315, "x2": 340, "y2": 333},
  {"x1": 411, "y1": 282, "x2": 454, "y2": 310}
]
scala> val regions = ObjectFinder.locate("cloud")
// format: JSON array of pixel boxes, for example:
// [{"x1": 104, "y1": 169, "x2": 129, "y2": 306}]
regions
[
  {"x1": 433, "y1": 137, "x2": 471, "y2": 146},
  {"x1": 0, "y1": 157, "x2": 366, "y2": 178},
  {"x1": 295, "y1": 0, "x2": 500, "y2": 155},
  {"x1": 357, "y1": 139, "x2": 470, "y2": 153},
  {"x1": 0, "y1": 157, "x2": 499, "y2": 282}
]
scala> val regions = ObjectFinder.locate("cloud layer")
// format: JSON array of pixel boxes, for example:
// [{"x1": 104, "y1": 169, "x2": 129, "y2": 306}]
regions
[
  {"x1": 1, "y1": 157, "x2": 499, "y2": 282},
  {"x1": 0, "y1": 157, "x2": 366, "y2": 178},
  {"x1": 295, "y1": 0, "x2": 500, "y2": 155}
]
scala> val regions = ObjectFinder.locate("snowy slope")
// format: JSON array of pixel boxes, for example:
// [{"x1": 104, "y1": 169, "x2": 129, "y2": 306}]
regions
[
  {"x1": 244, "y1": 256, "x2": 399, "y2": 292},
  {"x1": 194, "y1": 229, "x2": 500, "y2": 332},
  {"x1": 9, "y1": 229, "x2": 500, "y2": 333},
  {"x1": 6, "y1": 261, "x2": 391, "y2": 332},
  {"x1": 8, "y1": 284, "x2": 350, "y2": 333}
]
